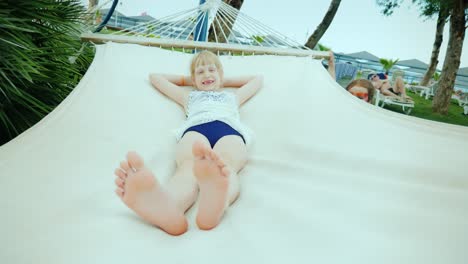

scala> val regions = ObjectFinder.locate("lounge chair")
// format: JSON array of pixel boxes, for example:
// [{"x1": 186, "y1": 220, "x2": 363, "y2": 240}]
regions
[
  {"x1": 452, "y1": 93, "x2": 468, "y2": 107},
  {"x1": 410, "y1": 81, "x2": 438, "y2": 100},
  {"x1": 366, "y1": 71, "x2": 414, "y2": 114},
  {"x1": 408, "y1": 84, "x2": 430, "y2": 96},
  {"x1": 374, "y1": 89, "x2": 414, "y2": 114}
]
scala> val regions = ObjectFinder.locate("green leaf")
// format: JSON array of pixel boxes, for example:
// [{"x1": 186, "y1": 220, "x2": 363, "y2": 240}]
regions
[{"x1": 0, "y1": 0, "x2": 94, "y2": 145}]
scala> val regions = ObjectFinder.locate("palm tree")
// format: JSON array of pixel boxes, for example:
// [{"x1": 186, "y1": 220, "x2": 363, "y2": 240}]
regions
[
  {"x1": 433, "y1": 71, "x2": 441, "y2": 82},
  {"x1": 317, "y1": 43, "x2": 331, "y2": 51},
  {"x1": 377, "y1": 0, "x2": 467, "y2": 114},
  {"x1": 305, "y1": 0, "x2": 342, "y2": 49},
  {"x1": 0, "y1": 0, "x2": 93, "y2": 145},
  {"x1": 432, "y1": 0, "x2": 466, "y2": 114},
  {"x1": 208, "y1": 0, "x2": 244, "y2": 43},
  {"x1": 379, "y1": 58, "x2": 399, "y2": 74},
  {"x1": 419, "y1": 4, "x2": 449, "y2": 86}
]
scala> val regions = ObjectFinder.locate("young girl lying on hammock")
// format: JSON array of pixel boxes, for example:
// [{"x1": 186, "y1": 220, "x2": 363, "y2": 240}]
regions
[{"x1": 113, "y1": 50, "x2": 263, "y2": 235}]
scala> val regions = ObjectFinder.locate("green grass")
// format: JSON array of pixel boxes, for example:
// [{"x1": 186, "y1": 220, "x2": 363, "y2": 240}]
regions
[{"x1": 382, "y1": 90, "x2": 468, "y2": 127}]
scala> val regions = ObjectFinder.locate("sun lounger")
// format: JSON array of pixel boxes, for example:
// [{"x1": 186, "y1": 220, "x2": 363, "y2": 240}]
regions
[
  {"x1": 374, "y1": 90, "x2": 414, "y2": 115},
  {"x1": 452, "y1": 94, "x2": 468, "y2": 107},
  {"x1": 419, "y1": 82, "x2": 439, "y2": 100},
  {"x1": 408, "y1": 84, "x2": 431, "y2": 97}
]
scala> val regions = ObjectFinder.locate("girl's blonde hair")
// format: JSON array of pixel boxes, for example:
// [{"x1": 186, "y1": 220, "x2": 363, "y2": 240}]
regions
[{"x1": 190, "y1": 50, "x2": 223, "y2": 79}]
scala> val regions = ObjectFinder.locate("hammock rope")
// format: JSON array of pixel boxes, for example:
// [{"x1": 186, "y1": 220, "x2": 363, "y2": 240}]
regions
[{"x1": 81, "y1": 0, "x2": 329, "y2": 58}]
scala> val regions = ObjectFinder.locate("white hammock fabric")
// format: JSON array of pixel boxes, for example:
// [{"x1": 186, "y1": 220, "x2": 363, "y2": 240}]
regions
[{"x1": 1, "y1": 42, "x2": 468, "y2": 264}]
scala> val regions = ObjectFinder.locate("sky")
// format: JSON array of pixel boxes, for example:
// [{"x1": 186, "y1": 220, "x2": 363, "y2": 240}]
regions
[{"x1": 87, "y1": 0, "x2": 468, "y2": 68}]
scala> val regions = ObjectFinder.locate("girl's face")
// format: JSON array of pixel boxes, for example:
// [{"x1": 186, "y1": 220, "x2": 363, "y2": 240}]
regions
[
  {"x1": 348, "y1": 85, "x2": 369, "y2": 102},
  {"x1": 193, "y1": 63, "x2": 222, "y2": 91}
]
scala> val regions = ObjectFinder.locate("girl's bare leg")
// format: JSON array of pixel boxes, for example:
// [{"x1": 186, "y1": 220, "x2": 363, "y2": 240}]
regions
[
  {"x1": 168, "y1": 132, "x2": 212, "y2": 212},
  {"x1": 193, "y1": 135, "x2": 247, "y2": 230},
  {"x1": 113, "y1": 132, "x2": 210, "y2": 236}
]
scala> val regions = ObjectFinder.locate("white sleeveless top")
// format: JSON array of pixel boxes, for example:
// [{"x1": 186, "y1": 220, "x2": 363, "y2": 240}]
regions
[{"x1": 174, "y1": 90, "x2": 252, "y2": 145}]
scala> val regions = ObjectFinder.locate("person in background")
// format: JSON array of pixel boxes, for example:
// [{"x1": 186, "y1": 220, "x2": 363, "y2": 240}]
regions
[
  {"x1": 326, "y1": 51, "x2": 375, "y2": 104},
  {"x1": 368, "y1": 73, "x2": 413, "y2": 102}
]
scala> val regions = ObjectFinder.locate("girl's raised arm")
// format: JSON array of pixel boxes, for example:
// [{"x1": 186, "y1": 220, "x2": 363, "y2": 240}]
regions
[
  {"x1": 327, "y1": 51, "x2": 336, "y2": 80},
  {"x1": 227, "y1": 75, "x2": 263, "y2": 106},
  {"x1": 149, "y1": 74, "x2": 191, "y2": 107},
  {"x1": 223, "y1": 76, "x2": 257, "y2": 88}
]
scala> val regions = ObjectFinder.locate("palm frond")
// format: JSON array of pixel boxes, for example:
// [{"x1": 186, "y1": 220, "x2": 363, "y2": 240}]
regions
[
  {"x1": 379, "y1": 58, "x2": 399, "y2": 72},
  {"x1": 0, "y1": 0, "x2": 94, "y2": 145}
]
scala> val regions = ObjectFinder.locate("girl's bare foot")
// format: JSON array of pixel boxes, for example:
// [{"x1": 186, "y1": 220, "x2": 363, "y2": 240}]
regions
[
  {"x1": 114, "y1": 151, "x2": 188, "y2": 236},
  {"x1": 192, "y1": 141, "x2": 230, "y2": 230}
]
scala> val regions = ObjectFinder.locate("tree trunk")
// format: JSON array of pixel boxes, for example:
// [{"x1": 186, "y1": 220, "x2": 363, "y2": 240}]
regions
[
  {"x1": 432, "y1": 0, "x2": 466, "y2": 114},
  {"x1": 420, "y1": 7, "x2": 449, "y2": 86},
  {"x1": 207, "y1": 0, "x2": 244, "y2": 43},
  {"x1": 304, "y1": 0, "x2": 342, "y2": 49}
]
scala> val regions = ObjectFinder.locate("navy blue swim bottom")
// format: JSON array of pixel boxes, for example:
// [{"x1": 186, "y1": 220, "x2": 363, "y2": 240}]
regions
[{"x1": 182, "y1": 120, "x2": 246, "y2": 148}]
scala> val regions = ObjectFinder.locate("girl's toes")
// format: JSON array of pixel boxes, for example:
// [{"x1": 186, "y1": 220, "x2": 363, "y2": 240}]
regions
[
  {"x1": 127, "y1": 151, "x2": 145, "y2": 170},
  {"x1": 114, "y1": 168, "x2": 127, "y2": 179},
  {"x1": 192, "y1": 141, "x2": 206, "y2": 158},
  {"x1": 115, "y1": 188, "x2": 124, "y2": 198},
  {"x1": 214, "y1": 156, "x2": 224, "y2": 168},
  {"x1": 115, "y1": 177, "x2": 125, "y2": 188},
  {"x1": 208, "y1": 150, "x2": 217, "y2": 161},
  {"x1": 221, "y1": 167, "x2": 230, "y2": 177},
  {"x1": 120, "y1": 161, "x2": 130, "y2": 171}
]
